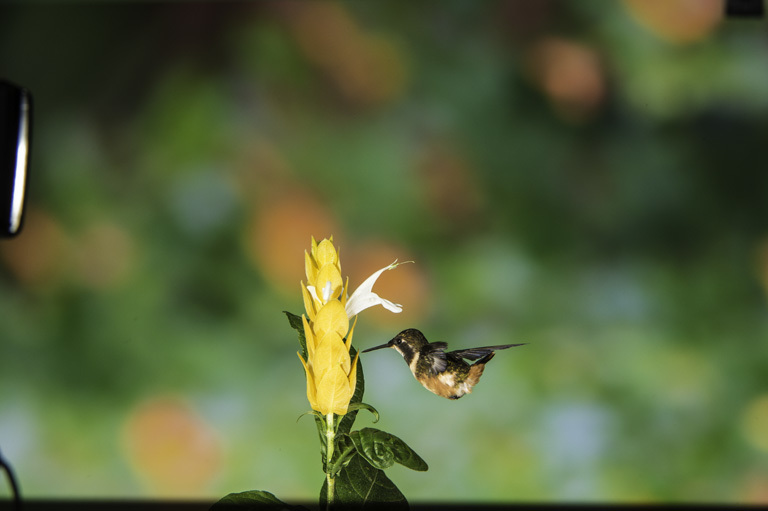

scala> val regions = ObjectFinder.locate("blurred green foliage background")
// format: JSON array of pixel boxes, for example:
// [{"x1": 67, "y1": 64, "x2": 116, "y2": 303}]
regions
[{"x1": 2, "y1": 0, "x2": 768, "y2": 504}]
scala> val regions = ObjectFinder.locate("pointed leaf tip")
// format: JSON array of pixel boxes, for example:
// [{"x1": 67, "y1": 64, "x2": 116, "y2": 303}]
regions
[
  {"x1": 211, "y1": 489, "x2": 310, "y2": 509},
  {"x1": 351, "y1": 428, "x2": 428, "y2": 472}
]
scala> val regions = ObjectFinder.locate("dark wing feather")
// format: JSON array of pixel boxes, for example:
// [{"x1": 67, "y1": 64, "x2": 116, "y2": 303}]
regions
[
  {"x1": 449, "y1": 343, "x2": 526, "y2": 361},
  {"x1": 425, "y1": 342, "x2": 449, "y2": 373},
  {"x1": 426, "y1": 342, "x2": 449, "y2": 352}
]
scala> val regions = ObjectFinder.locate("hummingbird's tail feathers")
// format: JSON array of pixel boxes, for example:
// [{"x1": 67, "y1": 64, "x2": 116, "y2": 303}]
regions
[
  {"x1": 449, "y1": 343, "x2": 526, "y2": 361},
  {"x1": 487, "y1": 343, "x2": 527, "y2": 350},
  {"x1": 473, "y1": 351, "x2": 496, "y2": 366}
]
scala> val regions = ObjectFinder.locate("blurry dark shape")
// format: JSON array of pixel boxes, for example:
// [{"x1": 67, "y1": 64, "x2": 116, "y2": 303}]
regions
[
  {"x1": 497, "y1": 0, "x2": 555, "y2": 43},
  {"x1": 725, "y1": 0, "x2": 764, "y2": 17},
  {"x1": 0, "y1": 80, "x2": 31, "y2": 237},
  {"x1": 0, "y1": 82, "x2": 33, "y2": 510},
  {"x1": 0, "y1": 446, "x2": 20, "y2": 511},
  {"x1": 756, "y1": 239, "x2": 768, "y2": 301}
]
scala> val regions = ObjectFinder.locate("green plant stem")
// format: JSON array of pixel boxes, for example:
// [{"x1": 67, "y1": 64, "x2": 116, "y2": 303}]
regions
[
  {"x1": 328, "y1": 442, "x2": 356, "y2": 477},
  {"x1": 325, "y1": 412, "x2": 335, "y2": 509}
]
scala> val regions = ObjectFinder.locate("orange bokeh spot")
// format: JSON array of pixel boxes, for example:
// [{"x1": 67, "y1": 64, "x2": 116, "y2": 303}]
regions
[
  {"x1": 245, "y1": 189, "x2": 339, "y2": 295},
  {"x1": 280, "y1": 1, "x2": 408, "y2": 108},
  {"x1": 0, "y1": 208, "x2": 71, "y2": 289},
  {"x1": 623, "y1": 0, "x2": 722, "y2": 44},
  {"x1": 417, "y1": 142, "x2": 485, "y2": 232},
  {"x1": 121, "y1": 396, "x2": 221, "y2": 497},
  {"x1": 345, "y1": 240, "x2": 430, "y2": 326},
  {"x1": 75, "y1": 221, "x2": 136, "y2": 290},
  {"x1": 526, "y1": 37, "x2": 606, "y2": 122},
  {"x1": 738, "y1": 471, "x2": 768, "y2": 504}
]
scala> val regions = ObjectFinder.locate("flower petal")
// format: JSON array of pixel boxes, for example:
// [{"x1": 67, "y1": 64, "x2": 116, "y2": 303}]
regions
[
  {"x1": 316, "y1": 264, "x2": 343, "y2": 303},
  {"x1": 302, "y1": 314, "x2": 316, "y2": 358},
  {"x1": 348, "y1": 352, "x2": 359, "y2": 397},
  {"x1": 314, "y1": 300, "x2": 350, "y2": 339},
  {"x1": 298, "y1": 351, "x2": 320, "y2": 411},
  {"x1": 313, "y1": 330, "x2": 349, "y2": 382},
  {"x1": 317, "y1": 366, "x2": 352, "y2": 416},
  {"x1": 306, "y1": 285, "x2": 321, "y2": 305},
  {"x1": 315, "y1": 238, "x2": 338, "y2": 267},
  {"x1": 345, "y1": 260, "x2": 406, "y2": 318},
  {"x1": 305, "y1": 250, "x2": 318, "y2": 285},
  {"x1": 345, "y1": 315, "x2": 358, "y2": 352},
  {"x1": 301, "y1": 283, "x2": 317, "y2": 322}
]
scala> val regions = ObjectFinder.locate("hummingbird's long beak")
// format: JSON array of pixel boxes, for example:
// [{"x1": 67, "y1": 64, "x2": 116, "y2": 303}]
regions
[{"x1": 361, "y1": 341, "x2": 393, "y2": 353}]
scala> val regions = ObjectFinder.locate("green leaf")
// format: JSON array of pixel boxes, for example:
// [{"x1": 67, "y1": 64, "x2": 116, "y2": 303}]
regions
[
  {"x1": 345, "y1": 402, "x2": 380, "y2": 423},
  {"x1": 328, "y1": 433, "x2": 357, "y2": 477},
  {"x1": 350, "y1": 428, "x2": 428, "y2": 472},
  {"x1": 315, "y1": 413, "x2": 328, "y2": 468},
  {"x1": 320, "y1": 453, "x2": 409, "y2": 509},
  {"x1": 283, "y1": 310, "x2": 307, "y2": 359},
  {"x1": 211, "y1": 489, "x2": 309, "y2": 510},
  {"x1": 295, "y1": 410, "x2": 328, "y2": 464}
]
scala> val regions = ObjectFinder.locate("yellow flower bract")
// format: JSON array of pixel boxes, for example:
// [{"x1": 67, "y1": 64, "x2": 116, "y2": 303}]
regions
[{"x1": 298, "y1": 237, "x2": 358, "y2": 416}]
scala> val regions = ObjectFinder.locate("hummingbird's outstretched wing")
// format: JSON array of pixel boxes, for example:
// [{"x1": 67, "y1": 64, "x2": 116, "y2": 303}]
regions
[
  {"x1": 424, "y1": 342, "x2": 449, "y2": 374},
  {"x1": 448, "y1": 343, "x2": 526, "y2": 361}
]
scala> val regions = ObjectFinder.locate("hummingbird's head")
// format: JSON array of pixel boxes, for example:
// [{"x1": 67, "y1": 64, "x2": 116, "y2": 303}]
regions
[{"x1": 362, "y1": 328, "x2": 428, "y2": 362}]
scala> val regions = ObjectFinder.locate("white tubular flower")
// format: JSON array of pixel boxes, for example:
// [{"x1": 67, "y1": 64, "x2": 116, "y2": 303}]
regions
[{"x1": 345, "y1": 260, "x2": 408, "y2": 319}]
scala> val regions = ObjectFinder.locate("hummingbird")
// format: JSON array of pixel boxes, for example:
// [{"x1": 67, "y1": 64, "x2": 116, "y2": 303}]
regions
[{"x1": 362, "y1": 328, "x2": 526, "y2": 400}]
